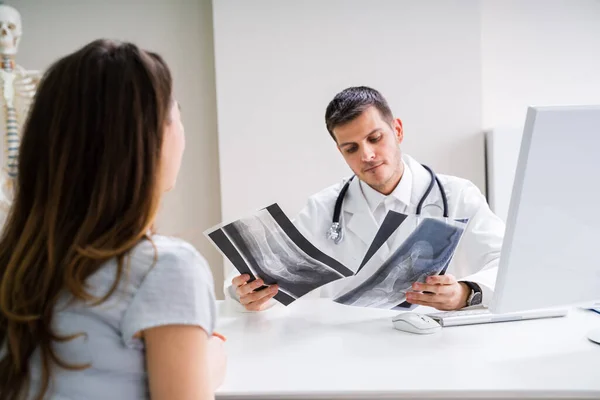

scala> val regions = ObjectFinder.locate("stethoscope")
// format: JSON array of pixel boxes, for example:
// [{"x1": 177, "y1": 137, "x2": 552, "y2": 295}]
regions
[{"x1": 326, "y1": 164, "x2": 448, "y2": 244}]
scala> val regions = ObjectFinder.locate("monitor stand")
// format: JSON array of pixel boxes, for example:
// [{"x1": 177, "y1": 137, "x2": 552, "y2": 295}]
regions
[{"x1": 588, "y1": 328, "x2": 600, "y2": 345}]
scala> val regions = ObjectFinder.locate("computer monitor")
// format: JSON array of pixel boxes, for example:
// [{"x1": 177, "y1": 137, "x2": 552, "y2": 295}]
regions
[{"x1": 490, "y1": 105, "x2": 600, "y2": 315}]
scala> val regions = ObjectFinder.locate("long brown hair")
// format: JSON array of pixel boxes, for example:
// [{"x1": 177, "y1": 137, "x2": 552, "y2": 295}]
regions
[{"x1": 0, "y1": 39, "x2": 173, "y2": 400}]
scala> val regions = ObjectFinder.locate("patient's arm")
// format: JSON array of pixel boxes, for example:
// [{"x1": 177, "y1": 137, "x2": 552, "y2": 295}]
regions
[{"x1": 144, "y1": 324, "x2": 226, "y2": 399}]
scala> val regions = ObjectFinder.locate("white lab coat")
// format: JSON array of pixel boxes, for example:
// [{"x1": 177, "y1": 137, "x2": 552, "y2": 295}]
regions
[{"x1": 225, "y1": 154, "x2": 505, "y2": 309}]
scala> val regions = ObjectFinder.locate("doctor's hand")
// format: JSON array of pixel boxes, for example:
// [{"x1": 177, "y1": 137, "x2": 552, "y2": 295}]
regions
[
  {"x1": 231, "y1": 274, "x2": 279, "y2": 312},
  {"x1": 405, "y1": 274, "x2": 470, "y2": 311}
]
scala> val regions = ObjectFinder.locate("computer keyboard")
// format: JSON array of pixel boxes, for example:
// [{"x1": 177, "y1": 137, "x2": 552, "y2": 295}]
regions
[
  {"x1": 427, "y1": 307, "x2": 568, "y2": 327},
  {"x1": 429, "y1": 308, "x2": 491, "y2": 318}
]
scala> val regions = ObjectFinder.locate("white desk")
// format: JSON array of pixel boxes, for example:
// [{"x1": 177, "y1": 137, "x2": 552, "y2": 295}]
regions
[{"x1": 215, "y1": 299, "x2": 600, "y2": 399}]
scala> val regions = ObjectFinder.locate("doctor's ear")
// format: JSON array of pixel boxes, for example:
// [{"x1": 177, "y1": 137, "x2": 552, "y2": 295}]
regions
[{"x1": 393, "y1": 118, "x2": 404, "y2": 143}]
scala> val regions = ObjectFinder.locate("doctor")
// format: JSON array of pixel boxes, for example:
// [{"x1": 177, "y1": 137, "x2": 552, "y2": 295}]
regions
[{"x1": 227, "y1": 86, "x2": 505, "y2": 312}]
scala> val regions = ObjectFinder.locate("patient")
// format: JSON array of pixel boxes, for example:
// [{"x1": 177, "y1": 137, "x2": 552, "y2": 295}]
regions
[{"x1": 0, "y1": 39, "x2": 225, "y2": 400}]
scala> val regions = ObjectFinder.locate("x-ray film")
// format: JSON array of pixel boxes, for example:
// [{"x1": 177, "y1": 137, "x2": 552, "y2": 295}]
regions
[
  {"x1": 333, "y1": 212, "x2": 467, "y2": 310},
  {"x1": 205, "y1": 204, "x2": 354, "y2": 305},
  {"x1": 206, "y1": 204, "x2": 467, "y2": 308}
]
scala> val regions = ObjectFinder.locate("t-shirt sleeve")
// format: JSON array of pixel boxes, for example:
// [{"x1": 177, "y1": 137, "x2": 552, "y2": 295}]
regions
[{"x1": 121, "y1": 243, "x2": 217, "y2": 348}]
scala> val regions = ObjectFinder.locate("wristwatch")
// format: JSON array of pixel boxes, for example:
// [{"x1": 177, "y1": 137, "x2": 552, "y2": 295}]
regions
[{"x1": 462, "y1": 281, "x2": 482, "y2": 306}]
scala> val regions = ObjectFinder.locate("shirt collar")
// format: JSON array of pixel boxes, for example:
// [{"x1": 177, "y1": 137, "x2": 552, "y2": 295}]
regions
[{"x1": 359, "y1": 159, "x2": 412, "y2": 212}]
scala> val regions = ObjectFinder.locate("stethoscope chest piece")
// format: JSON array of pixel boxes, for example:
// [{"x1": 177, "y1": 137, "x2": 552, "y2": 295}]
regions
[{"x1": 326, "y1": 222, "x2": 343, "y2": 244}]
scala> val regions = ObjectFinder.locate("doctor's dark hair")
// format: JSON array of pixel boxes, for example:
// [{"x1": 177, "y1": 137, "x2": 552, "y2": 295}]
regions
[
  {"x1": 325, "y1": 86, "x2": 394, "y2": 141},
  {"x1": 0, "y1": 39, "x2": 173, "y2": 400}
]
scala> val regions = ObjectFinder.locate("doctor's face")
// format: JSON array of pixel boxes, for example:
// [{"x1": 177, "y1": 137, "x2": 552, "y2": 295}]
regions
[{"x1": 333, "y1": 106, "x2": 404, "y2": 195}]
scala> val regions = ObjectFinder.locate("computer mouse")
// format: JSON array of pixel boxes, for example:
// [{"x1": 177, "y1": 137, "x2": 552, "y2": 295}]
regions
[
  {"x1": 588, "y1": 328, "x2": 600, "y2": 345},
  {"x1": 392, "y1": 312, "x2": 442, "y2": 334}
]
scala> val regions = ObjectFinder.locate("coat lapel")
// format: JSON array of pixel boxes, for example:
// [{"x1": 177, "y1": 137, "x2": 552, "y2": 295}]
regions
[
  {"x1": 343, "y1": 177, "x2": 379, "y2": 248},
  {"x1": 342, "y1": 177, "x2": 391, "y2": 268}
]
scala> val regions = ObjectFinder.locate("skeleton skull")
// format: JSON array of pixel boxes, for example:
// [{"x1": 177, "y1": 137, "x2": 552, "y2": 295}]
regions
[{"x1": 0, "y1": 4, "x2": 21, "y2": 56}]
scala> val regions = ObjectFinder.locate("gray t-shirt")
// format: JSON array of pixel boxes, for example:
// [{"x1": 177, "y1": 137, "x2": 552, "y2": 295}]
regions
[{"x1": 26, "y1": 235, "x2": 217, "y2": 400}]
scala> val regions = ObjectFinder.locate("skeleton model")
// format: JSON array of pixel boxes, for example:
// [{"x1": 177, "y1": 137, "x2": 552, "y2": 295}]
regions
[{"x1": 0, "y1": 4, "x2": 40, "y2": 227}]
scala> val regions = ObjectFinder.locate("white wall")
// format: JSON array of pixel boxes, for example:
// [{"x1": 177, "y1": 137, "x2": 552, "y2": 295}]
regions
[
  {"x1": 12, "y1": 0, "x2": 224, "y2": 297},
  {"x1": 482, "y1": 0, "x2": 600, "y2": 221},
  {"x1": 212, "y1": 0, "x2": 485, "y2": 226}
]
